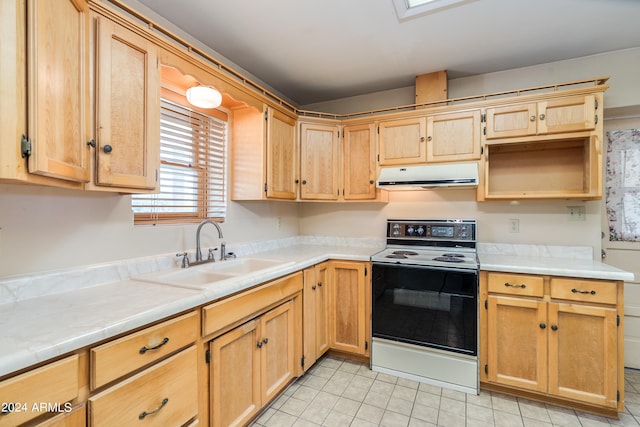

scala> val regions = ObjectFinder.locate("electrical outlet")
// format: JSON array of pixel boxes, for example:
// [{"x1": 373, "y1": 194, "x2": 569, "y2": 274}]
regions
[
  {"x1": 567, "y1": 206, "x2": 586, "y2": 221},
  {"x1": 509, "y1": 218, "x2": 519, "y2": 233}
]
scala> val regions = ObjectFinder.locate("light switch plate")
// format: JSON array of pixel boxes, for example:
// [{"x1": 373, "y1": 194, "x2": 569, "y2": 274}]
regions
[{"x1": 567, "y1": 206, "x2": 586, "y2": 221}]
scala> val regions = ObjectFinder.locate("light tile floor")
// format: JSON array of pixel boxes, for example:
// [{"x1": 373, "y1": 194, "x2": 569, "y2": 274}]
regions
[{"x1": 250, "y1": 355, "x2": 640, "y2": 427}]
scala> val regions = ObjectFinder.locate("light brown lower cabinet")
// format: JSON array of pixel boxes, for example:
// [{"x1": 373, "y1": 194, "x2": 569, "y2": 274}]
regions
[
  {"x1": 1, "y1": 260, "x2": 373, "y2": 426},
  {"x1": 209, "y1": 299, "x2": 297, "y2": 427},
  {"x1": 480, "y1": 271, "x2": 624, "y2": 416},
  {"x1": 34, "y1": 404, "x2": 86, "y2": 427},
  {"x1": 0, "y1": 354, "x2": 79, "y2": 427},
  {"x1": 329, "y1": 261, "x2": 370, "y2": 357},
  {"x1": 303, "y1": 262, "x2": 330, "y2": 371},
  {"x1": 88, "y1": 346, "x2": 198, "y2": 426}
]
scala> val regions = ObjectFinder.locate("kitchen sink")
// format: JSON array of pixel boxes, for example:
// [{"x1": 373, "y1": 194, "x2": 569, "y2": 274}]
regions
[{"x1": 135, "y1": 257, "x2": 295, "y2": 290}]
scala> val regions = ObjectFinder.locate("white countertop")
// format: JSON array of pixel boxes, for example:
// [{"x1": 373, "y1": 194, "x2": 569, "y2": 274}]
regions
[
  {"x1": 0, "y1": 241, "x2": 381, "y2": 378},
  {"x1": 477, "y1": 242, "x2": 635, "y2": 282},
  {"x1": 0, "y1": 238, "x2": 634, "y2": 378},
  {"x1": 479, "y1": 253, "x2": 635, "y2": 281}
]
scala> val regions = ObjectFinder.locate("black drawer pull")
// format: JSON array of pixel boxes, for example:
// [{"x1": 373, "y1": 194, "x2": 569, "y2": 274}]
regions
[
  {"x1": 139, "y1": 337, "x2": 169, "y2": 354},
  {"x1": 571, "y1": 288, "x2": 596, "y2": 295},
  {"x1": 504, "y1": 282, "x2": 526, "y2": 289},
  {"x1": 139, "y1": 398, "x2": 168, "y2": 419}
]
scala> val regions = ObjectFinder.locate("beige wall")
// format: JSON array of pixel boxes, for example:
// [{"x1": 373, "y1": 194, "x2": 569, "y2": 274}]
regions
[
  {"x1": 2, "y1": 47, "x2": 639, "y2": 278},
  {"x1": 299, "y1": 47, "x2": 640, "y2": 255},
  {"x1": 301, "y1": 48, "x2": 640, "y2": 114},
  {"x1": 0, "y1": 184, "x2": 300, "y2": 278},
  {"x1": 300, "y1": 193, "x2": 601, "y2": 252}
]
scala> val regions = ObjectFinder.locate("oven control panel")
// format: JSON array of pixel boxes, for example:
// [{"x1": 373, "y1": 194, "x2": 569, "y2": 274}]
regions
[{"x1": 387, "y1": 219, "x2": 475, "y2": 242}]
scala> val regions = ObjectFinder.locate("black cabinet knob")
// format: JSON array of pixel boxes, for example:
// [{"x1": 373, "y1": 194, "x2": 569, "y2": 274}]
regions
[{"x1": 103, "y1": 144, "x2": 113, "y2": 153}]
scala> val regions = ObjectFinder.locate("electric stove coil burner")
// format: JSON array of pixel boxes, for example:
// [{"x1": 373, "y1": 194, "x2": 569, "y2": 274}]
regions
[
  {"x1": 433, "y1": 256, "x2": 465, "y2": 263},
  {"x1": 442, "y1": 253, "x2": 465, "y2": 258},
  {"x1": 392, "y1": 250, "x2": 419, "y2": 256}
]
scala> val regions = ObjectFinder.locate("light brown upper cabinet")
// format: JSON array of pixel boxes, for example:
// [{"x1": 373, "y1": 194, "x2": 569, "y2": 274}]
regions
[
  {"x1": 377, "y1": 117, "x2": 426, "y2": 165},
  {"x1": 426, "y1": 109, "x2": 482, "y2": 162},
  {"x1": 342, "y1": 123, "x2": 377, "y2": 200},
  {"x1": 265, "y1": 108, "x2": 298, "y2": 199},
  {"x1": 232, "y1": 105, "x2": 298, "y2": 200},
  {"x1": 481, "y1": 90, "x2": 604, "y2": 200},
  {"x1": 90, "y1": 13, "x2": 160, "y2": 191},
  {"x1": 26, "y1": 0, "x2": 91, "y2": 184},
  {"x1": 299, "y1": 122, "x2": 340, "y2": 200},
  {"x1": 485, "y1": 94, "x2": 597, "y2": 139}
]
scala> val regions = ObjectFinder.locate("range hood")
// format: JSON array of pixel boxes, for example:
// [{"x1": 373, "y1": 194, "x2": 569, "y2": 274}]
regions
[{"x1": 377, "y1": 162, "x2": 478, "y2": 190}]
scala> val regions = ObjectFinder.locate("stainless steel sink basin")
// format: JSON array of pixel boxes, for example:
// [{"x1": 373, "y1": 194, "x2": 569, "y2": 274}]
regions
[
  {"x1": 135, "y1": 258, "x2": 295, "y2": 290},
  {"x1": 198, "y1": 257, "x2": 289, "y2": 275}
]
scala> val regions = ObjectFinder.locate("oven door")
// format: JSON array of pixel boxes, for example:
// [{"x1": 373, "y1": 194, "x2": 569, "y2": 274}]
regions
[{"x1": 371, "y1": 262, "x2": 478, "y2": 356}]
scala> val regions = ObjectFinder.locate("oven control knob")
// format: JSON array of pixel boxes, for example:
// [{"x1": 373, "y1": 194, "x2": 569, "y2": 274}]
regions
[
  {"x1": 393, "y1": 223, "x2": 400, "y2": 229},
  {"x1": 417, "y1": 226, "x2": 425, "y2": 235},
  {"x1": 407, "y1": 226, "x2": 414, "y2": 235}
]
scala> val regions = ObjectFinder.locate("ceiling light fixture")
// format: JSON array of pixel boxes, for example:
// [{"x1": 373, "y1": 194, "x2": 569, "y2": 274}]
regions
[{"x1": 186, "y1": 85, "x2": 222, "y2": 109}]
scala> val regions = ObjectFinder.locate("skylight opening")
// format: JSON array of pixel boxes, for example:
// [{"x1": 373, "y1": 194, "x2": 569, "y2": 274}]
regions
[
  {"x1": 393, "y1": 0, "x2": 474, "y2": 21},
  {"x1": 407, "y1": 0, "x2": 439, "y2": 7}
]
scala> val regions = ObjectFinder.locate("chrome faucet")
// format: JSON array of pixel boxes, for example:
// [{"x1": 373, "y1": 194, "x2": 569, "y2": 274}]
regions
[{"x1": 195, "y1": 219, "x2": 224, "y2": 262}]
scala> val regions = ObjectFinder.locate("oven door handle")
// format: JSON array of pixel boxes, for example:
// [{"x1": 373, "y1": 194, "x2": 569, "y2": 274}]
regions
[{"x1": 371, "y1": 261, "x2": 478, "y2": 274}]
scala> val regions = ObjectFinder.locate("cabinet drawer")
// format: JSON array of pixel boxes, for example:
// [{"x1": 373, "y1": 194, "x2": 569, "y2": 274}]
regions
[
  {"x1": 89, "y1": 346, "x2": 197, "y2": 427},
  {"x1": 487, "y1": 272, "x2": 544, "y2": 297},
  {"x1": 203, "y1": 272, "x2": 302, "y2": 337},
  {"x1": 550, "y1": 278, "x2": 617, "y2": 305},
  {"x1": 35, "y1": 404, "x2": 85, "y2": 426},
  {"x1": 91, "y1": 311, "x2": 198, "y2": 389},
  {"x1": 0, "y1": 355, "x2": 79, "y2": 426}
]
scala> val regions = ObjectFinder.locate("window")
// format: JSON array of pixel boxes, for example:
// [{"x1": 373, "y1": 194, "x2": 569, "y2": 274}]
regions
[
  {"x1": 132, "y1": 98, "x2": 227, "y2": 225},
  {"x1": 606, "y1": 128, "x2": 640, "y2": 242}
]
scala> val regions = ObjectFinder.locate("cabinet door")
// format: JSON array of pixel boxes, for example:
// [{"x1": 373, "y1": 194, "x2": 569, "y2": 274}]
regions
[
  {"x1": 329, "y1": 261, "x2": 368, "y2": 355},
  {"x1": 487, "y1": 295, "x2": 547, "y2": 392},
  {"x1": 94, "y1": 16, "x2": 159, "y2": 189},
  {"x1": 210, "y1": 320, "x2": 260, "y2": 427},
  {"x1": 303, "y1": 263, "x2": 330, "y2": 371},
  {"x1": 27, "y1": 0, "x2": 89, "y2": 183},
  {"x1": 548, "y1": 302, "x2": 618, "y2": 408},
  {"x1": 538, "y1": 95, "x2": 596, "y2": 135},
  {"x1": 426, "y1": 110, "x2": 481, "y2": 162},
  {"x1": 266, "y1": 108, "x2": 297, "y2": 199},
  {"x1": 303, "y1": 267, "x2": 318, "y2": 370},
  {"x1": 378, "y1": 117, "x2": 426, "y2": 165},
  {"x1": 260, "y1": 300, "x2": 295, "y2": 403},
  {"x1": 299, "y1": 122, "x2": 340, "y2": 200},
  {"x1": 343, "y1": 123, "x2": 376, "y2": 200},
  {"x1": 485, "y1": 103, "x2": 537, "y2": 139},
  {"x1": 314, "y1": 265, "x2": 330, "y2": 358}
]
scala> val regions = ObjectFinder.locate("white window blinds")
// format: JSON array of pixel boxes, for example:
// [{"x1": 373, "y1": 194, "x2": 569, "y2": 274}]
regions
[{"x1": 132, "y1": 98, "x2": 227, "y2": 224}]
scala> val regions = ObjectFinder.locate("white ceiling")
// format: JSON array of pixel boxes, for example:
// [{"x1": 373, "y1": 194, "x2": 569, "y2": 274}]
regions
[{"x1": 134, "y1": 0, "x2": 640, "y2": 106}]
